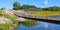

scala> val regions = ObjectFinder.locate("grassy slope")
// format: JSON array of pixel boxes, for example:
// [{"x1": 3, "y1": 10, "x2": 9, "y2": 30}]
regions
[
  {"x1": 0, "y1": 24, "x2": 11, "y2": 30},
  {"x1": 2, "y1": 14, "x2": 19, "y2": 24},
  {"x1": 1, "y1": 10, "x2": 60, "y2": 30},
  {"x1": 0, "y1": 10, "x2": 19, "y2": 24},
  {"x1": 27, "y1": 11, "x2": 60, "y2": 17},
  {"x1": 0, "y1": 10, "x2": 19, "y2": 30}
]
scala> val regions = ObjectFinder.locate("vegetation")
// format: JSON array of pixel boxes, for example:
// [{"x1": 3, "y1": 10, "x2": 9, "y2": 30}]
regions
[
  {"x1": 0, "y1": 24, "x2": 11, "y2": 30},
  {"x1": 42, "y1": 6, "x2": 60, "y2": 11},
  {"x1": 0, "y1": 10, "x2": 38, "y2": 30},
  {"x1": 27, "y1": 11, "x2": 60, "y2": 17},
  {"x1": 0, "y1": 1, "x2": 60, "y2": 30},
  {"x1": 20, "y1": 5, "x2": 37, "y2": 10},
  {"x1": 12, "y1": 2, "x2": 60, "y2": 11},
  {"x1": 3, "y1": 14, "x2": 19, "y2": 24},
  {"x1": 13, "y1": 2, "x2": 39, "y2": 10},
  {"x1": 0, "y1": 7, "x2": 5, "y2": 10},
  {"x1": 13, "y1": 2, "x2": 21, "y2": 10},
  {"x1": 0, "y1": 11, "x2": 19, "y2": 30},
  {"x1": 21, "y1": 19, "x2": 38, "y2": 27},
  {"x1": 0, "y1": 11, "x2": 19, "y2": 24}
]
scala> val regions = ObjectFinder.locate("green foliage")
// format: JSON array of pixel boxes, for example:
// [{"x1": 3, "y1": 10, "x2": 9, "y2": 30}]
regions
[
  {"x1": 42, "y1": 6, "x2": 60, "y2": 11},
  {"x1": 0, "y1": 10, "x2": 19, "y2": 24},
  {"x1": 0, "y1": 24, "x2": 11, "y2": 30},
  {"x1": 28, "y1": 11, "x2": 60, "y2": 17},
  {"x1": 2, "y1": 14, "x2": 19, "y2": 24},
  {"x1": 12, "y1": 2, "x2": 60, "y2": 11},
  {"x1": 13, "y1": 2, "x2": 20, "y2": 10},
  {"x1": 0, "y1": 10, "x2": 3, "y2": 16},
  {"x1": 0, "y1": 7, "x2": 5, "y2": 10},
  {"x1": 21, "y1": 19, "x2": 38, "y2": 27},
  {"x1": 12, "y1": 2, "x2": 39, "y2": 10},
  {"x1": 21, "y1": 5, "x2": 37, "y2": 9},
  {"x1": 0, "y1": 11, "x2": 19, "y2": 30}
]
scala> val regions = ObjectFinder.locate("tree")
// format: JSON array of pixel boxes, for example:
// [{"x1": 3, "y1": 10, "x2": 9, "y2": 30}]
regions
[
  {"x1": 0, "y1": 7, "x2": 5, "y2": 10},
  {"x1": 13, "y1": 2, "x2": 20, "y2": 10},
  {"x1": 20, "y1": 5, "x2": 37, "y2": 10},
  {"x1": 42, "y1": 6, "x2": 60, "y2": 11}
]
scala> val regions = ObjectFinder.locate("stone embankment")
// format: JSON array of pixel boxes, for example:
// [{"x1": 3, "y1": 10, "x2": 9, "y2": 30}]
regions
[
  {"x1": 0, "y1": 10, "x2": 28, "y2": 30},
  {"x1": 0, "y1": 16, "x2": 17, "y2": 30},
  {"x1": 0, "y1": 10, "x2": 37, "y2": 30},
  {"x1": 0, "y1": 16, "x2": 12, "y2": 24}
]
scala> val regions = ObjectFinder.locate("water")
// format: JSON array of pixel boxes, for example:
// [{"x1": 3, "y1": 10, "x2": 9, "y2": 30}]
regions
[
  {"x1": 49, "y1": 16, "x2": 60, "y2": 18},
  {"x1": 17, "y1": 16, "x2": 60, "y2": 30}
]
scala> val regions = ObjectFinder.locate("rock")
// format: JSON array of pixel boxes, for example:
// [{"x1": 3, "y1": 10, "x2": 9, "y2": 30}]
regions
[
  {"x1": 16, "y1": 17, "x2": 27, "y2": 22},
  {"x1": 0, "y1": 16, "x2": 18, "y2": 30},
  {"x1": 15, "y1": 10, "x2": 28, "y2": 15},
  {"x1": 0, "y1": 16, "x2": 12, "y2": 24},
  {"x1": 2, "y1": 10, "x2": 15, "y2": 16}
]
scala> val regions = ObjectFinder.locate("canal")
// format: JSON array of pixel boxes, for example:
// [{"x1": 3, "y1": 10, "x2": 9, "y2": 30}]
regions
[{"x1": 17, "y1": 16, "x2": 60, "y2": 30}]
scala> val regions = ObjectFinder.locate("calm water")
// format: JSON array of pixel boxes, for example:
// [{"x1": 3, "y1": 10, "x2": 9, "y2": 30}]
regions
[{"x1": 17, "y1": 16, "x2": 60, "y2": 30}]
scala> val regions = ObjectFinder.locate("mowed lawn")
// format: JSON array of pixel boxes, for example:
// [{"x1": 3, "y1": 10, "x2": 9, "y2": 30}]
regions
[{"x1": 27, "y1": 11, "x2": 60, "y2": 17}]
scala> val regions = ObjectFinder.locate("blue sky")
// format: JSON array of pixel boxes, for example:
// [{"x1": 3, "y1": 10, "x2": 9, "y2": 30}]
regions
[{"x1": 0, "y1": 0, "x2": 60, "y2": 9}]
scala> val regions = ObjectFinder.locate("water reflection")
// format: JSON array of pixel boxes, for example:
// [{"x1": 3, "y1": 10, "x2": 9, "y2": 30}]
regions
[
  {"x1": 17, "y1": 20, "x2": 60, "y2": 30},
  {"x1": 17, "y1": 16, "x2": 60, "y2": 30},
  {"x1": 21, "y1": 19, "x2": 38, "y2": 27},
  {"x1": 44, "y1": 23, "x2": 49, "y2": 30}
]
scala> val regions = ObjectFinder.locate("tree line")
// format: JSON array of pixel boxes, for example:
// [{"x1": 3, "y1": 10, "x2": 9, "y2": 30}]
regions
[
  {"x1": 13, "y1": 2, "x2": 60, "y2": 11},
  {"x1": 13, "y1": 2, "x2": 40, "y2": 10},
  {"x1": 42, "y1": 6, "x2": 60, "y2": 11},
  {"x1": 0, "y1": 2, "x2": 60, "y2": 11}
]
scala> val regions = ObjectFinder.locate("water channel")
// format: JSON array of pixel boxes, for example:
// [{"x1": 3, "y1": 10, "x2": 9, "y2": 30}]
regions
[{"x1": 17, "y1": 16, "x2": 60, "y2": 30}]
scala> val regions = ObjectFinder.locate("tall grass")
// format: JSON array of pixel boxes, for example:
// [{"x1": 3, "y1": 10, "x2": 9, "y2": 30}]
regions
[
  {"x1": 0, "y1": 11, "x2": 19, "y2": 30},
  {"x1": 27, "y1": 11, "x2": 60, "y2": 17},
  {"x1": 2, "y1": 14, "x2": 19, "y2": 24}
]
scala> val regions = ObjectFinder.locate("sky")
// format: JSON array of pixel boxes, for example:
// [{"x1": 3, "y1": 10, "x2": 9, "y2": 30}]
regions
[{"x1": 0, "y1": 0, "x2": 60, "y2": 9}]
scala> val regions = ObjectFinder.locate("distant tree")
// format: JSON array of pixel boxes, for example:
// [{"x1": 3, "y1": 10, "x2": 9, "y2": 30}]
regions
[
  {"x1": 12, "y1": 2, "x2": 40, "y2": 10},
  {"x1": 20, "y1": 5, "x2": 30, "y2": 9},
  {"x1": 13, "y1": 2, "x2": 20, "y2": 10},
  {"x1": 0, "y1": 7, "x2": 5, "y2": 10},
  {"x1": 29, "y1": 5, "x2": 37, "y2": 8},
  {"x1": 42, "y1": 6, "x2": 60, "y2": 11},
  {"x1": 20, "y1": 5, "x2": 37, "y2": 10}
]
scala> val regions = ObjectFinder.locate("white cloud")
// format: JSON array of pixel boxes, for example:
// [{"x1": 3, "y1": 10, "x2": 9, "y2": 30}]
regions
[
  {"x1": 44, "y1": 23, "x2": 49, "y2": 30},
  {"x1": 44, "y1": 0, "x2": 48, "y2": 5}
]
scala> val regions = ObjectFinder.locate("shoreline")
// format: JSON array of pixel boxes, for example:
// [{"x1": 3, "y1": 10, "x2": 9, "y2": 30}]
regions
[{"x1": 0, "y1": 10, "x2": 60, "y2": 30}]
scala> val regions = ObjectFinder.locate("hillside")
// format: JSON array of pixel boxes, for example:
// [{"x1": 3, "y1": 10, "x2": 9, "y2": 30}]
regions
[
  {"x1": 0, "y1": 10, "x2": 60, "y2": 30},
  {"x1": 0, "y1": 10, "x2": 19, "y2": 30}
]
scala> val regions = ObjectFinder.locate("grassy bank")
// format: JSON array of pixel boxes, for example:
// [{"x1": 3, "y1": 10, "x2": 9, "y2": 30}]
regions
[
  {"x1": 0, "y1": 11, "x2": 19, "y2": 30},
  {"x1": 0, "y1": 24, "x2": 11, "y2": 30},
  {"x1": 1, "y1": 10, "x2": 60, "y2": 30},
  {"x1": 0, "y1": 11, "x2": 19, "y2": 24},
  {"x1": 0, "y1": 10, "x2": 38, "y2": 30},
  {"x1": 27, "y1": 11, "x2": 60, "y2": 17}
]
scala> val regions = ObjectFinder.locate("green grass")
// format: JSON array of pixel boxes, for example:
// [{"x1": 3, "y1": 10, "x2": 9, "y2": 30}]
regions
[
  {"x1": 0, "y1": 11, "x2": 19, "y2": 30},
  {"x1": 2, "y1": 14, "x2": 19, "y2": 24},
  {"x1": 0, "y1": 10, "x2": 19, "y2": 24},
  {"x1": 21, "y1": 19, "x2": 38, "y2": 27},
  {"x1": 0, "y1": 24, "x2": 11, "y2": 30},
  {"x1": 27, "y1": 11, "x2": 60, "y2": 17},
  {"x1": 1, "y1": 10, "x2": 60, "y2": 30}
]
